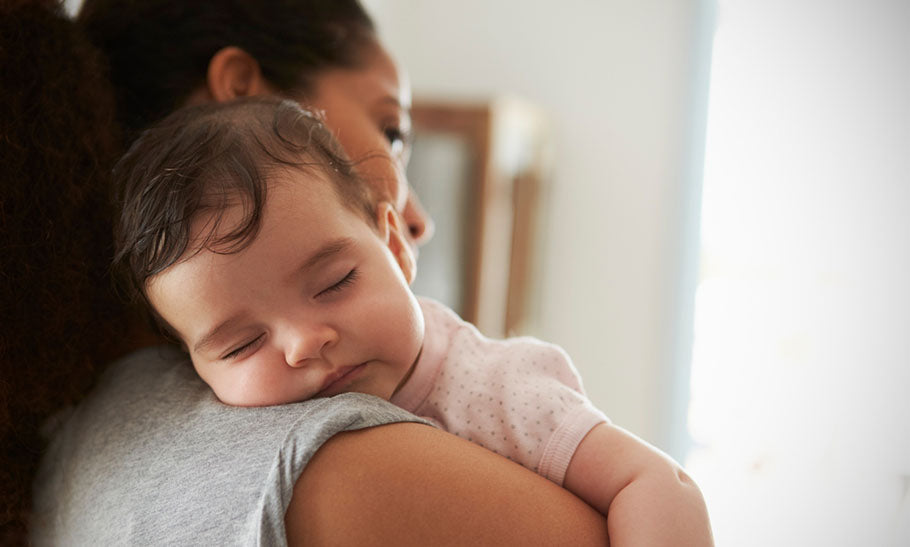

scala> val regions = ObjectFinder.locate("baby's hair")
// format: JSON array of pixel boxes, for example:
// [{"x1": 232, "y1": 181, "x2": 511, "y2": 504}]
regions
[{"x1": 113, "y1": 96, "x2": 375, "y2": 309}]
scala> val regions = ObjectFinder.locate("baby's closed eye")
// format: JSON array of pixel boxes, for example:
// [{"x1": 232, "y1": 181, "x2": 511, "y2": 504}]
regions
[
  {"x1": 316, "y1": 268, "x2": 359, "y2": 298},
  {"x1": 222, "y1": 334, "x2": 265, "y2": 360}
]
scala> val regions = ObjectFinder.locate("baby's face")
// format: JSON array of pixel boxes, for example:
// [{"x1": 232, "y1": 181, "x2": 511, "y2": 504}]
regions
[{"x1": 146, "y1": 169, "x2": 424, "y2": 406}]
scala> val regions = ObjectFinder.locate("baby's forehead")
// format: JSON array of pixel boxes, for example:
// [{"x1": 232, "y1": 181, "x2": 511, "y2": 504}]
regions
[
  {"x1": 187, "y1": 167, "x2": 370, "y2": 253},
  {"x1": 266, "y1": 165, "x2": 367, "y2": 215}
]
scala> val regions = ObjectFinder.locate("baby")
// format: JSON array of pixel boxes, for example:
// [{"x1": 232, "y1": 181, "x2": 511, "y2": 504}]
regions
[{"x1": 114, "y1": 97, "x2": 712, "y2": 544}]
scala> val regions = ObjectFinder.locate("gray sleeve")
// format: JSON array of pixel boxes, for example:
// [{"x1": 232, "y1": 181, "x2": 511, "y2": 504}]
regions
[{"x1": 32, "y1": 346, "x2": 430, "y2": 546}]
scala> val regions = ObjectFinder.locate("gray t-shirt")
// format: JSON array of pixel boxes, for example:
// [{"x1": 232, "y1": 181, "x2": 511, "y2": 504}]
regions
[{"x1": 31, "y1": 345, "x2": 428, "y2": 546}]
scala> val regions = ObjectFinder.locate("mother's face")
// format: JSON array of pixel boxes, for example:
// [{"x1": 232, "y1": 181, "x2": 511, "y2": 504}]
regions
[{"x1": 304, "y1": 44, "x2": 433, "y2": 250}]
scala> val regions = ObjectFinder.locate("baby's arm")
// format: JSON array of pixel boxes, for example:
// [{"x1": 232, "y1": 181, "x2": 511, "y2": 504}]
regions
[{"x1": 563, "y1": 423, "x2": 714, "y2": 546}]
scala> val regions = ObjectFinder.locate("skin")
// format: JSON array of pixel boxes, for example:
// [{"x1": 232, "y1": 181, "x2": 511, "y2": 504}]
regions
[
  {"x1": 287, "y1": 422, "x2": 611, "y2": 546},
  {"x1": 564, "y1": 424, "x2": 715, "y2": 545},
  {"x1": 146, "y1": 173, "x2": 423, "y2": 407}
]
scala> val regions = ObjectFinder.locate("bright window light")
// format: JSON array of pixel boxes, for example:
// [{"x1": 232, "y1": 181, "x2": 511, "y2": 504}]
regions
[{"x1": 686, "y1": 1, "x2": 910, "y2": 545}]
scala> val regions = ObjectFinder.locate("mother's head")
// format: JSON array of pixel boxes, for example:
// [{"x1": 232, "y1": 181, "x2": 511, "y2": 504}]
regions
[{"x1": 79, "y1": 0, "x2": 432, "y2": 246}]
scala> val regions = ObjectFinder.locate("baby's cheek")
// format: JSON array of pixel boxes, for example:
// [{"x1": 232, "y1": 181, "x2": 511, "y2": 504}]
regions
[
  {"x1": 210, "y1": 376, "x2": 249, "y2": 407},
  {"x1": 199, "y1": 364, "x2": 263, "y2": 407},
  {"x1": 229, "y1": 369, "x2": 283, "y2": 407},
  {"x1": 396, "y1": 294, "x2": 425, "y2": 362}
]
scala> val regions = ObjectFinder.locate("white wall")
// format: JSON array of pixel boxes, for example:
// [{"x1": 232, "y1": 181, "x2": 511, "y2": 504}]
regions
[{"x1": 368, "y1": 0, "x2": 710, "y2": 451}]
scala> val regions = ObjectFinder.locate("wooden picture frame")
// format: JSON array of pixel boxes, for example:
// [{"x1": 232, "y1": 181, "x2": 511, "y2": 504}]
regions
[{"x1": 407, "y1": 98, "x2": 550, "y2": 337}]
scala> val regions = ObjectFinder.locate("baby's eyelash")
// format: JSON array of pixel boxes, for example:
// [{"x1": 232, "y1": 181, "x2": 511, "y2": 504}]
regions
[
  {"x1": 222, "y1": 334, "x2": 263, "y2": 361},
  {"x1": 318, "y1": 268, "x2": 359, "y2": 297}
]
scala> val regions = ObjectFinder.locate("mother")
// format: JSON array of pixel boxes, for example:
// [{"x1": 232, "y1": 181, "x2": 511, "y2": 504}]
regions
[{"x1": 14, "y1": 0, "x2": 611, "y2": 544}]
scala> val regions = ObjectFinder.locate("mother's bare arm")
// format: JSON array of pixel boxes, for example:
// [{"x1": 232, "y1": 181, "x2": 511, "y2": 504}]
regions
[{"x1": 287, "y1": 422, "x2": 610, "y2": 546}]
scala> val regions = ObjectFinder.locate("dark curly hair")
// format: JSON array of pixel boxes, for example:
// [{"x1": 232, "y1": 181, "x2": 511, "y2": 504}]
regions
[
  {"x1": 113, "y1": 97, "x2": 376, "y2": 330},
  {"x1": 0, "y1": 0, "x2": 133, "y2": 542}
]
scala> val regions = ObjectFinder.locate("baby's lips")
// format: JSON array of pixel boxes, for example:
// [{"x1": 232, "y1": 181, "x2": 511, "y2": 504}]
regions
[{"x1": 314, "y1": 363, "x2": 365, "y2": 398}]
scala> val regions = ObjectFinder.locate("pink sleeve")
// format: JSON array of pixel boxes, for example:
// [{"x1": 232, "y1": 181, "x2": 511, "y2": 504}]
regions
[
  {"x1": 423, "y1": 337, "x2": 608, "y2": 485},
  {"x1": 537, "y1": 397, "x2": 608, "y2": 485},
  {"x1": 509, "y1": 341, "x2": 608, "y2": 485},
  {"x1": 402, "y1": 298, "x2": 608, "y2": 486}
]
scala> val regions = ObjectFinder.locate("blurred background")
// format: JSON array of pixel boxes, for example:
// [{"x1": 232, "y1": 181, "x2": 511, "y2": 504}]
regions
[
  {"x1": 368, "y1": 1, "x2": 910, "y2": 545},
  {"x1": 65, "y1": 0, "x2": 910, "y2": 543}
]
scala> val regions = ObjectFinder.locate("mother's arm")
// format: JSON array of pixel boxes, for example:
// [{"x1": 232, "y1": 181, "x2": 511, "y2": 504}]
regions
[{"x1": 287, "y1": 423, "x2": 610, "y2": 545}]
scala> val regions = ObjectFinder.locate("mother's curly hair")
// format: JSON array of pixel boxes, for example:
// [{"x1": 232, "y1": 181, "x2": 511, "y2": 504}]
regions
[{"x1": 0, "y1": 0, "x2": 132, "y2": 541}]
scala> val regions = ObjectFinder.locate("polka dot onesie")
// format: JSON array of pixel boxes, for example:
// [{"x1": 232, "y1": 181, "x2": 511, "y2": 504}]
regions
[{"x1": 390, "y1": 298, "x2": 608, "y2": 486}]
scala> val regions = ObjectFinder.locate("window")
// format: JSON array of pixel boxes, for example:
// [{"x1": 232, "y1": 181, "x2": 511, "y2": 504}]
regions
[{"x1": 686, "y1": 1, "x2": 910, "y2": 544}]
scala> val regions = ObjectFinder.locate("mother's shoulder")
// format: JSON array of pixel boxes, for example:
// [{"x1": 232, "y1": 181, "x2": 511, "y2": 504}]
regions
[
  {"x1": 103, "y1": 344, "x2": 195, "y2": 385},
  {"x1": 88, "y1": 344, "x2": 211, "y2": 415}
]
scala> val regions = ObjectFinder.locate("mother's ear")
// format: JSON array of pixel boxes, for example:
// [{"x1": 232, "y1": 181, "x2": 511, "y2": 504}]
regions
[
  {"x1": 377, "y1": 202, "x2": 416, "y2": 284},
  {"x1": 206, "y1": 46, "x2": 273, "y2": 102}
]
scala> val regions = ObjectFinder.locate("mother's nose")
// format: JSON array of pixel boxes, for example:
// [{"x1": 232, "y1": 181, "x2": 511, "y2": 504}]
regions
[
  {"x1": 283, "y1": 322, "x2": 338, "y2": 367},
  {"x1": 404, "y1": 188, "x2": 434, "y2": 246}
]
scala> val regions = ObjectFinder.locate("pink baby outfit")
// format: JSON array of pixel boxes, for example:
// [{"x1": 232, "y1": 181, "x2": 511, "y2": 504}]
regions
[{"x1": 390, "y1": 298, "x2": 608, "y2": 486}]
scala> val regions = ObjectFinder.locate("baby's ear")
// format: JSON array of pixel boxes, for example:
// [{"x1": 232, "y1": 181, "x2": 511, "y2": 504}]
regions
[{"x1": 376, "y1": 202, "x2": 416, "y2": 284}]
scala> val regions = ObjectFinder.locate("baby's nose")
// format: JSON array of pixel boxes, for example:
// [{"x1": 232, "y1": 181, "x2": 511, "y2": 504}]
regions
[{"x1": 285, "y1": 323, "x2": 338, "y2": 367}]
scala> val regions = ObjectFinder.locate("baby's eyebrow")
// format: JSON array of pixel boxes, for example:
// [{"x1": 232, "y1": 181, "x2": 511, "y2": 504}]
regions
[
  {"x1": 193, "y1": 314, "x2": 249, "y2": 356},
  {"x1": 291, "y1": 237, "x2": 354, "y2": 278}
]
